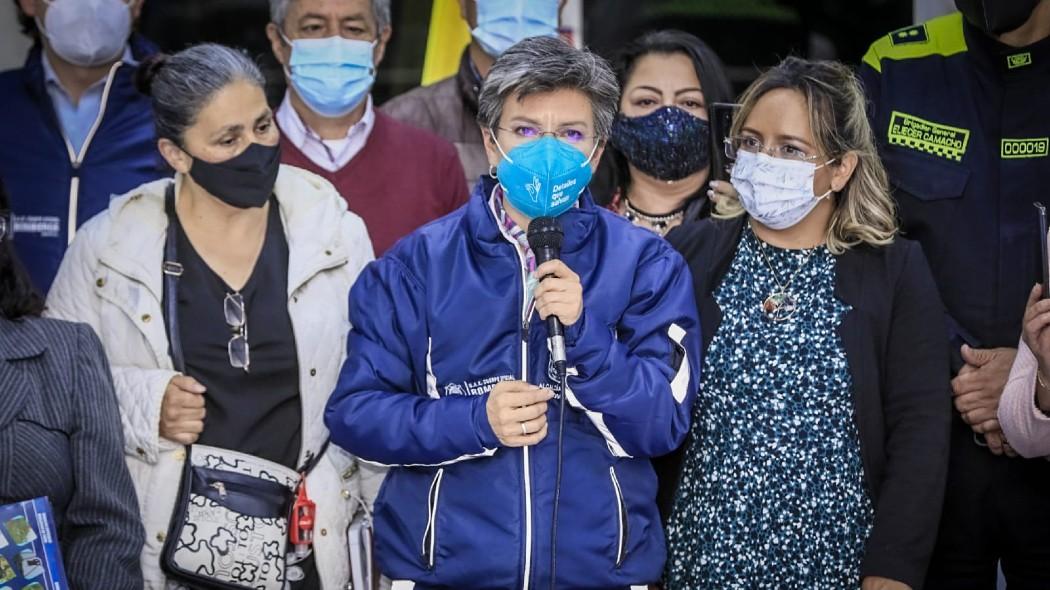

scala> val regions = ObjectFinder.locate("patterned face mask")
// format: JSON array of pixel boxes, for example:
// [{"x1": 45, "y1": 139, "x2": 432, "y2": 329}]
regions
[
  {"x1": 610, "y1": 106, "x2": 710, "y2": 182},
  {"x1": 730, "y1": 150, "x2": 835, "y2": 230}
]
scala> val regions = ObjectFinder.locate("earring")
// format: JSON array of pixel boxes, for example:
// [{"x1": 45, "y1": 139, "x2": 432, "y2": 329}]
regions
[{"x1": 488, "y1": 165, "x2": 498, "y2": 179}]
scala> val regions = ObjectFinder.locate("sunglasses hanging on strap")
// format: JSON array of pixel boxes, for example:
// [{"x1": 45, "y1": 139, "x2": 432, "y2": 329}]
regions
[{"x1": 158, "y1": 183, "x2": 328, "y2": 589}]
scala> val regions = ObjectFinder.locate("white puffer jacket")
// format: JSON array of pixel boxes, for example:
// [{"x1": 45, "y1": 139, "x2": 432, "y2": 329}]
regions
[{"x1": 46, "y1": 165, "x2": 384, "y2": 589}]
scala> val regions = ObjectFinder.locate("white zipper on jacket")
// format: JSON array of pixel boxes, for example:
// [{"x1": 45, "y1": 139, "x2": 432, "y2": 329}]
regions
[
  {"x1": 57, "y1": 61, "x2": 123, "y2": 245},
  {"x1": 487, "y1": 192, "x2": 534, "y2": 590}
]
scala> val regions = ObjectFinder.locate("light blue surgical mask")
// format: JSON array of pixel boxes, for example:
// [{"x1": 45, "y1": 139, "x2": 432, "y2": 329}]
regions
[
  {"x1": 282, "y1": 33, "x2": 376, "y2": 118},
  {"x1": 473, "y1": 0, "x2": 559, "y2": 58},
  {"x1": 493, "y1": 134, "x2": 598, "y2": 219}
]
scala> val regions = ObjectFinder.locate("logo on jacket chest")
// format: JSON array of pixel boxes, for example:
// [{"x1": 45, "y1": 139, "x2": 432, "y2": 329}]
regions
[{"x1": 443, "y1": 374, "x2": 515, "y2": 397}]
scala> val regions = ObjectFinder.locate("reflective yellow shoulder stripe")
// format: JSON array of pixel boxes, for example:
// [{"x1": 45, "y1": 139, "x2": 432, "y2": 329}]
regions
[
  {"x1": 862, "y1": 11, "x2": 967, "y2": 73},
  {"x1": 420, "y1": 0, "x2": 472, "y2": 86}
]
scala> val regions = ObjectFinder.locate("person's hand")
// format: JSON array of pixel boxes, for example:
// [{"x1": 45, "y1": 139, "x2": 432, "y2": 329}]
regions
[
  {"x1": 159, "y1": 375, "x2": 206, "y2": 444},
  {"x1": 981, "y1": 429, "x2": 1018, "y2": 458},
  {"x1": 534, "y1": 260, "x2": 583, "y2": 327},
  {"x1": 951, "y1": 345, "x2": 1016, "y2": 433},
  {"x1": 708, "y1": 180, "x2": 738, "y2": 203},
  {"x1": 485, "y1": 381, "x2": 553, "y2": 447},
  {"x1": 861, "y1": 577, "x2": 911, "y2": 590}
]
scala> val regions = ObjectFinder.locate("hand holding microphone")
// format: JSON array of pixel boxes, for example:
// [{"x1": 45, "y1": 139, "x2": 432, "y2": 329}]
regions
[
  {"x1": 533, "y1": 260, "x2": 583, "y2": 328},
  {"x1": 528, "y1": 217, "x2": 583, "y2": 377}
]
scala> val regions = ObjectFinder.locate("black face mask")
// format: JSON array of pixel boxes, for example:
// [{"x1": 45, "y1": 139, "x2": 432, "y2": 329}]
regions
[
  {"x1": 187, "y1": 142, "x2": 281, "y2": 209},
  {"x1": 955, "y1": 0, "x2": 1041, "y2": 36},
  {"x1": 609, "y1": 106, "x2": 711, "y2": 182}
]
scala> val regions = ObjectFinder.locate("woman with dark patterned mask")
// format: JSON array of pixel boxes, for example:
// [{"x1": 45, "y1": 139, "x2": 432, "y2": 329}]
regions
[{"x1": 600, "y1": 30, "x2": 733, "y2": 237}]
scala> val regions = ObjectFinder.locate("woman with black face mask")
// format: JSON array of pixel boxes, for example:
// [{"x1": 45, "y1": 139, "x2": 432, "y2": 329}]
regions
[
  {"x1": 45, "y1": 44, "x2": 379, "y2": 590},
  {"x1": 595, "y1": 30, "x2": 733, "y2": 236}
]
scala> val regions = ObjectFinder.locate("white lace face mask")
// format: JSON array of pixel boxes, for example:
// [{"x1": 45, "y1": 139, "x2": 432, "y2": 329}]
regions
[{"x1": 730, "y1": 150, "x2": 835, "y2": 230}]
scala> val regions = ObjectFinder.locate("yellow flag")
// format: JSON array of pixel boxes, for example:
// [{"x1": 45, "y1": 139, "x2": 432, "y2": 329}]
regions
[{"x1": 421, "y1": 0, "x2": 472, "y2": 86}]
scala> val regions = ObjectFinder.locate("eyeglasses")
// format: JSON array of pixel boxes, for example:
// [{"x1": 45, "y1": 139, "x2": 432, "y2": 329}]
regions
[
  {"x1": 224, "y1": 292, "x2": 249, "y2": 372},
  {"x1": 0, "y1": 211, "x2": 10, "y2": 242},
  {"x1": 494, "y1": 125, "x2": 597, "y2": 146},
  {"x1": 724, "y1": 135, "x2": 824, "y2": 163}
]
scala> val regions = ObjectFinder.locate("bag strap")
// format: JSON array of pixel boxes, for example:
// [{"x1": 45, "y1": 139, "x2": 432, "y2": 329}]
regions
[
  {"x1": 162, "y1": 183, "x2": 186, "y2": 374},
  {"x1": 299, "y1": 439, "x2": 330, "y2": 475},
  {"x1": 163, "y1": 182, "x2": 330, "y2": 478}
]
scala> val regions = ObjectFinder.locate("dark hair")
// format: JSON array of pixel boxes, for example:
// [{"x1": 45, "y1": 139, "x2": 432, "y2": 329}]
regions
[
  {"x1": 0, "y1": 179, "x2": 44, "y2": 319},
  {"x1": 596, "y1": 29, "x2": 733, "y2": 204},
  {"x1": 134, "y1": 44, "x2": 266, "y2": 145},
  {"x1": 13, "y1": 0, "x2": 37, "y2": 37}
]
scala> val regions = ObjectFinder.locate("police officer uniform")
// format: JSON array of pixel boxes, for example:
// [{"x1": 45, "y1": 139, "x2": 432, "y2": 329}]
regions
[{"x1": 860, "y1": 8, "x2": 1050, "y2": 587}]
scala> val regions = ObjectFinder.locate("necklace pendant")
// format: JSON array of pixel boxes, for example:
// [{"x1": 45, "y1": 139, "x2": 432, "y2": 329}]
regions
[{"x1": 762, "y1": 290, "x2": 799, "y2": 322}]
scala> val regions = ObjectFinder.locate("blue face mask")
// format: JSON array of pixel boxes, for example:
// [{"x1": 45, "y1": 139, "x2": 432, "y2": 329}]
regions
[
  {"x1": 610, "y1": 106, "x2": 711, "y2": 182},
  {"x1": 283, "y1": 34, "x2": 376, "y2": 118},
  {"x1": 473, "y1": 0, "x2": 559, "y2": 58},
  {"x1": 494, "y1": 134, "x2": 598, "y2": 219}
]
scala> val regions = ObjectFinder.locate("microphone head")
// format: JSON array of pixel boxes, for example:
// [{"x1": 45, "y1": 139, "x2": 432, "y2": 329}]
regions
[{"x1": 527, "y1": 216, "x2": 564, "y2": 253}]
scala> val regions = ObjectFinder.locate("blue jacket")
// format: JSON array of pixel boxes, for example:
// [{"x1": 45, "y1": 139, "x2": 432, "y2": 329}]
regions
[
  {"x1": 326, "y1": 178, "x2": 701, "y2": 589},
  {"x1": 0, "y1": 35, "x2": 164, "y2": 293}
]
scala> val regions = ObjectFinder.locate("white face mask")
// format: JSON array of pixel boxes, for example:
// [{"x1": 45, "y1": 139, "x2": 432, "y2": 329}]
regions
[
  {"x1": 730, "y1": 150, "x2": 835, "y2": 230},
  {"x1": 39, "y1": 0, "x2": 132, "y2": 68}
]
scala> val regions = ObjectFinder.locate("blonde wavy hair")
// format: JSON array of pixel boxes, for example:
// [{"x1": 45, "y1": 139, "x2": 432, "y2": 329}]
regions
[{"x1": 715, "y1": 57, "x2": 897, "y2": 254}]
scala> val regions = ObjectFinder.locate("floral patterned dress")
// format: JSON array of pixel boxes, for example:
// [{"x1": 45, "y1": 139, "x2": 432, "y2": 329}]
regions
[{"x1": 664, "y1": 227, "x2": 874, "y2": 589}]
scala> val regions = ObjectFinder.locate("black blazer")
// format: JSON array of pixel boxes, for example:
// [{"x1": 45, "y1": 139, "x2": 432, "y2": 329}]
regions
[
  {"x1": 0, "y1": 317, "x2": 144, "y2": 589},
  {"x1": 657, "y1": 217, "x2": 952, "y2": 589}
]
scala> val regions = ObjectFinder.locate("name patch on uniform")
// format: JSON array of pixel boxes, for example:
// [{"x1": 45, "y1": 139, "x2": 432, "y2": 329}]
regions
[
  {"x1": 887, "y1": 111, "x2": 970, "y2": 162},
  {"x1": 1007, "y1": 52, "x2": 1032, "y2": 69},
  {"x1": 889, "y1": 24, "x2": 929, "y2": 46},
  {"x1": 1001, "y1": 137, "x2": 1049, "y2": 159}
]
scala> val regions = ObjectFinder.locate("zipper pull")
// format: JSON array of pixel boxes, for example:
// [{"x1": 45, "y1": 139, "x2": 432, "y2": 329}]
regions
[
  {"x1": 522, "y1": 318, "x2": 530, "y2": 341},
  {"x1": 211, "y1": 482, "x2": 227, "y2": 499}
]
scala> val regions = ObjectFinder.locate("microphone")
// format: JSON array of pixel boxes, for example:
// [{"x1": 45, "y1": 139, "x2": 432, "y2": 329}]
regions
[
  {"x1": 527, "y1": 216, "x2": 566, "y2": 375},
  {"x1": 527, "y1": 215, "x2": 568, "y2": 590}
]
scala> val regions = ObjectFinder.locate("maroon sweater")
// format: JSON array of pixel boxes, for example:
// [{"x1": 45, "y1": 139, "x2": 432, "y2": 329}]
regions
[{"x1": 280, "y1": 111, "x2": 470, "y2": 256}]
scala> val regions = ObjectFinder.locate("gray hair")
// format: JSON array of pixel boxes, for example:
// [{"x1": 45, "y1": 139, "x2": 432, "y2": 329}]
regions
[
  {"x1": 134, "y1": 44, "x2": 265, "y2": 145},
  {"x1": 269, "y1": 0, "x2": 392, "y2": 32},
  {"x1": 477, "y1": 36, "x2": 620, "y2": 140}
]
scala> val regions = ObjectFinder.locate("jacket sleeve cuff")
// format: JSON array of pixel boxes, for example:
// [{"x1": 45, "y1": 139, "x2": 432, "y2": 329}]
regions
[
  {"x1": 564, "y1": 310, "x2": 614, "y2": 372},
  {"x1": 112, "y1": 367, "x2": 178, "y2": 464},
  {"x1": 860, "y1": 547, "x2": 923, "y2": 590},
  {"x1": 472, "y1": 393, "x2": 501, "y2": 449}
]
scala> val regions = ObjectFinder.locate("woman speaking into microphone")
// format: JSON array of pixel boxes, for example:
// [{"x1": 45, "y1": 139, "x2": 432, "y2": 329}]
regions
[{"x1": 326, "y1": 36, "x2": 701, "y2": 589}]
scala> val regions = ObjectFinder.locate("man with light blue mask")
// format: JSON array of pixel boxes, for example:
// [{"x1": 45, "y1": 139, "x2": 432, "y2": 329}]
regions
[
  {"x1": 0, "y1": 0, "x2": 163, "y2": 292},
  {"x1": 327, "y1": 37, "x2": 700, "y2": 589},
  {"x1": 384, "y1": 0, "x2": 563, "y2": 191},
  {"x1": 266, "y1": 0, "x2": 469, "y2": 256}
]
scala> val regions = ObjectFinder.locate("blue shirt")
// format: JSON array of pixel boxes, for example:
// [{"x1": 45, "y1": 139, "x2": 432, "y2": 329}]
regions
[{"x1": 41, "y1": 46, "x2": 135, "y2": 155}]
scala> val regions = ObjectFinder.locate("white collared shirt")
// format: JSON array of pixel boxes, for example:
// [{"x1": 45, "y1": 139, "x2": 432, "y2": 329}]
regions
[{"x1": 275, "y1": 93, "x2": 376, "y2": 173}]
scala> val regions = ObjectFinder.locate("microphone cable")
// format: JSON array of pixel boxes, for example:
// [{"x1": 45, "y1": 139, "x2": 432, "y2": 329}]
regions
[{"x1": 550, "y1": 360, "x2": 567, "y2": 590}]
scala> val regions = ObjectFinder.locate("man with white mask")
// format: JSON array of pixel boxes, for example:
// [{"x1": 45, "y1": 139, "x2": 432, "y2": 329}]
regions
[
  {"x1": 0, "y1": 0, "x2": 163, "y2": 293},
  {"x1": 266, "y1": 0, "x2": 469, "y2": 256},
  {"x1": 384, "y1": 0, "x2": 564, "y2": 189}
]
